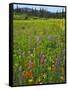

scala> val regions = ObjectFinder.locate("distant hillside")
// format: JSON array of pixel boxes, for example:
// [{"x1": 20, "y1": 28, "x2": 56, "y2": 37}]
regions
[{"x1": 13, "y1": 7, "x2": 66, "y2": 20}]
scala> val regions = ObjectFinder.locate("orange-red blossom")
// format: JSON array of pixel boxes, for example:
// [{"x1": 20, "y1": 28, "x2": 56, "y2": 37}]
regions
[{"x1": 22, "y1": 70, "x2": 33, "y2": 78}]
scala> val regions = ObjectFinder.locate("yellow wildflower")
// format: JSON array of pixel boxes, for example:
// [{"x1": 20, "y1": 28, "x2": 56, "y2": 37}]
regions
[
  {"x1": 28, "y1": 79, "x2": 33, "y2": 83},
  {"x1": 43, "y1": 73, "x2": 46, "y2": 79},
  {"x1": 60, "y1": 76, "x2": 64, "y2": 80},
  {"x1": 48, "y1": 67, "x2": 51, "y2": 71},
  {"x1": 40, "y1": 82, "x2": 43, "y2": 84},
  {"x1": 15, "y1": 64, "x2": 18, "y2": 67},
  {"x1": 38, "y1": 77, "x2": 41, "y2": 82}
]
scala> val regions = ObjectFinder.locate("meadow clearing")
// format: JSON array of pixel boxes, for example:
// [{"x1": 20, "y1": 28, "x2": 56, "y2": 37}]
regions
[{"x1": 13, "y1": 19, "x2": 65, "y2": 86}]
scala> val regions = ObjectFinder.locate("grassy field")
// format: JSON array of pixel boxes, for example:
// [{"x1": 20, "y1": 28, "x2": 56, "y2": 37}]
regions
[{"x1": 13, "y1": 19, "x2": 65, "y2": 86}]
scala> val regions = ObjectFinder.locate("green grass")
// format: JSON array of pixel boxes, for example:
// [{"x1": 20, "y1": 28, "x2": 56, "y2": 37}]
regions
[{"x1": 13, "y1": 19, "x2": 65, "y2": 86}]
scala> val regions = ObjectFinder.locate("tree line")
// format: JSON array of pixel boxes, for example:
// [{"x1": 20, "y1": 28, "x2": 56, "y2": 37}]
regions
[{"x1": 13, "y1": 6, "x2": 66, "y2": 19}]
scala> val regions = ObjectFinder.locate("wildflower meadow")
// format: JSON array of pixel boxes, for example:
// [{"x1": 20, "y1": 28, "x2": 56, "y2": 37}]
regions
[{"x1": 12, "y1": 4, "x2": 66, "y2": 86}]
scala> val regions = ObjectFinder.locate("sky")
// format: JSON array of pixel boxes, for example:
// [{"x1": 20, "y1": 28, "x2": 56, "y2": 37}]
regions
[{"x1": 13, "y1": 4, "x2": 65, "y2": 13}]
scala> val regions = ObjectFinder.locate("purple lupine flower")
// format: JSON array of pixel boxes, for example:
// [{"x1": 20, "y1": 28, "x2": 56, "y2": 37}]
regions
[
  {"x1": 18, "y1": 65, "x2": 22, "y2": 85},
  {"x1": 55, "y1": 56, "x2": 60, "y2": 72}
]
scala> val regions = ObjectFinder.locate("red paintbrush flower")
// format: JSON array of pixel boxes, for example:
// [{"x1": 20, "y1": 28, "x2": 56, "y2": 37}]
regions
[
  {"x1": 22, "y1": 70, "x2": 33, "y2": 78},
  {"x1": 27, "y1": 60, "x2": 34, "y2": 69}
]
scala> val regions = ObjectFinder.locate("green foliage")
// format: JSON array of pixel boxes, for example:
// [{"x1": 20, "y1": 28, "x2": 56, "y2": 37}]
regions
[{"x1": 13, "y1": 19, "x2": 65, "y2": 86}]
